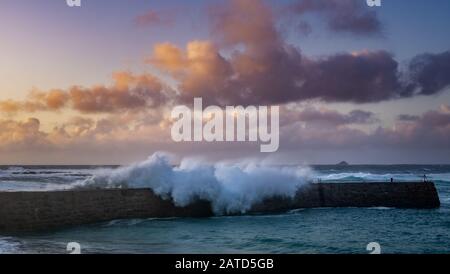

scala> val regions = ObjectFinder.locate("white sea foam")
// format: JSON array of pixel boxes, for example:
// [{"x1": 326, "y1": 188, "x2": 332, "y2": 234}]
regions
[
  {"x1": 317, "y1": 172, "x2": 450, "y2": 182},
  {"x1": 74, "y1": 152, "x2": 313, "y2": 214},
  {"x1": 0, "y1": 237, "x2": 21, "y2": 254},
  {"x1": 368, "y1": 207, "x2": 393, "y2": 210}
]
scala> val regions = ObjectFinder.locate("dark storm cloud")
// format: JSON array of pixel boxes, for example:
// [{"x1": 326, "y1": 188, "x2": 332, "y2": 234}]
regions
[
  {"x1": 2, "y1": 0, "x2": 450, "y2": 116},
  {"x1": 405, "y1": 51, "x2": 450, "y2": 96},
  {"x1": 279, "y1": 105, "x2": 450, "y2": 151},
  {"x1": 282, "y1": 107, "x2": 378, "y2": 126},
  {"x1": 148, "y1": 0, "x2": 449, "y2": 106},
  {"x1": 373, "y1": 107, "x2": 450, "y2": 148},
  {"x1": 300, "y1": 51, "x2": 402, "y2": 103},
  {"x1": 290, "y1": 0, "x2": 382, "y2": 35},
  {"x1": 397, "y1": 114, "x2": 420, "y2": 122}
]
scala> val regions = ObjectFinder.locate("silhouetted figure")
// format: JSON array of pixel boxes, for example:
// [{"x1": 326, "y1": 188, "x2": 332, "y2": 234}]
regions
[
  {"x1": 423, "y1": 174, "x2": 427, "y2": 183},
  {"x1": 390, "y1": 178, "x2": 394, "y2": 183}
]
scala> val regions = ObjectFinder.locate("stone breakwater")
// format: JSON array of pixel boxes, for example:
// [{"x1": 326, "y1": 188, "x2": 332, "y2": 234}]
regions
[{"x1": 0, "y1": 182, "x2": 440, "y2": 233}]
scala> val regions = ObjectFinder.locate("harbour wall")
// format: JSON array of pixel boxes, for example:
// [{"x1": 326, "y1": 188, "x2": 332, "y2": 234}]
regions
[{"x1": 0, "y1": 182, "x2": 440, "y2": 233}]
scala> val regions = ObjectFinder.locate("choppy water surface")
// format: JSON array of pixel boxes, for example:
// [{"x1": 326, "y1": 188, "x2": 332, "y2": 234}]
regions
[{"x1": 1, "y1": 164, "x2": 449, "y2": 254}]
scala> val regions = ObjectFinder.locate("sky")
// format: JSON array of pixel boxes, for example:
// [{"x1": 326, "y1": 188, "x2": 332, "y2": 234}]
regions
[{"x1": 0, "y1": 0, "x2": 450, "y2": 164}]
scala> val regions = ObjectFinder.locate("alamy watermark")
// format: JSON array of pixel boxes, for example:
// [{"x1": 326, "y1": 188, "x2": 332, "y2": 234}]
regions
[
  {"x1": 67, "y1": 242, "x2": 81, "y2": 254},
  {"x1": 66, "y1": 0, "x2": 81, "y2": 7},
  {"x1": 367, "y1": 242, "x2": 381, "y2": 254},
  {"x1": 366, "y1": 0, "x2": 382, "y2": 7},
  {"x1": 66, "y1": 1, "x2": 380, "y2": 8},
  {"x1": 171, "y1": 98, "x2": 280, "y2": 153},
  {"x1": 64, "y1": 241, "x2": 380, "y2": 254}
]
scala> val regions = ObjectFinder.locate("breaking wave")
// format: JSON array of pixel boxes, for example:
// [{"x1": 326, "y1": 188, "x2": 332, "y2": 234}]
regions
[{"x1": 74, "y1": 152, "x2": 313, "y2": 214}]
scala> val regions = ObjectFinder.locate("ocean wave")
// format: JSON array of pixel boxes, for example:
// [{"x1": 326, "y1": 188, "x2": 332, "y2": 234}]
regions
[
  {"x1": 0, "y1": 167, "x2": 94, "y2": 191},
  {"x1": 74, "y1": 152, "x2": 313, "y2": 215},
  {"x1": 317, "y1": 172, "x2": 450, "y2": 182},
  {"x1": 368, "y1": 207, "x2": 393, "y2": 210},
  {"x1": 4, "y1": 167, "x2": 25, "y2": 172},
  {"x1": 0, "y1": 237, "x2": 21, "y2": 254}
]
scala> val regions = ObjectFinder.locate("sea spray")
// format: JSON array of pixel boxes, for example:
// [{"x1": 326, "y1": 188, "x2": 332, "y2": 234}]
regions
[{"x1": 74, "y1": 152, "x2": 313, "y2": 214}]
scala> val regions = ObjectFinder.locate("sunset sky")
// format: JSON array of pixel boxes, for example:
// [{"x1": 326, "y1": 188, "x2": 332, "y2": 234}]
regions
[{"x1": 1, "y1": 0, "x2": 450, "y2": 164}]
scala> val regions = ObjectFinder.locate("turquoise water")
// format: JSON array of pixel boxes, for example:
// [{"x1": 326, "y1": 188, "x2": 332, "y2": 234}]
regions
[{"x1": 1, "y1": 165, "x2": 450, "y2": 254}]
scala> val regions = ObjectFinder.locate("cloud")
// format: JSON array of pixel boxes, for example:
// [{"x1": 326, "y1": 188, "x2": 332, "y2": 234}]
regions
[
  {"x1": 2, "y1": 105, "x2": 450, "y2": 163},
  {"x1": 301, "y1": 50, "x2": 404, "y2": 103},
  {"x1": 0, "y1": 89, "x2": 68, "y2": 113},
  {"x1": 282, "y1": 107, "x2": 378, "y2": 126},
  {"x1": 48, "y1": 108, "x2": 168, "y2": 142},
  {"x1": 2, "y1": 0, "x2": 450, "y2": 164},
  {"x1": 307, "y1": 50, "x2": 450, "y2": 103},
  {"x1": 149, "y1": 40, "x2": 234, "y2": 105},
  {"x1": 0, "y1": 72, "x2": 167, "y2": 114},
  {"x1": 0, "y1": 100, "x2": 22, "y2": 113},
  {"x1": 278, "y1": 106, "x2": 378, "y2": 150},
  {"x1": 145, "y1": 0, "x2": 449, "y2": 106},
  {"x1": 53, "y1": 117, "x2": 95, "y2": 139},
  {"x1": 397, "y1": 114, "x2": 419, "y2": 122},
  {"x1": 279, "y1": 105, "x2": 450, "y2": 151},
  {"x1": 290, "y1": 0, "x2": 382, "y2": 36},
  {"x1": 3, "y1": 0, "x2": 449, "y2": 115},
  {"x1": 373, "y1": 106, "x2": 450, "y2": 148},
  {"x1": 135, "y1": 9, "x2": 175, "y2": 27},
  {"x1": 0, "y1": 118, "x2": 47, "y2": 149},
  {"x1": 69, "y1": 72, "x2": 166, "y2": 113},
  {"x1": 280, "y1": 117, "x2": 370, "y2": 149},
  {"x1": 440, "y1": 104, "x2": 450, "y2": 114},
  {"x1": 209, "y1": 0, "x2": 281, "y2": 49},
  {"x1": 405, "y1": 51, "x2": 450, "y2": 96},
  {"x1": 148, "y1": 0, "x2": 306, "y2": 105}
]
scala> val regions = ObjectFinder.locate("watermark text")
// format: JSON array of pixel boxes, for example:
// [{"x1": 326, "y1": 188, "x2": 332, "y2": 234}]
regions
[{"x1": 171, "y1": 98, "x2": 280, "y2": 153}]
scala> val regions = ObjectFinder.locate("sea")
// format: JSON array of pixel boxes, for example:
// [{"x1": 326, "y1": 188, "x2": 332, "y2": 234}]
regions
[{"x1": 0, "y1": 162, "x2": 449, "y2": 254}]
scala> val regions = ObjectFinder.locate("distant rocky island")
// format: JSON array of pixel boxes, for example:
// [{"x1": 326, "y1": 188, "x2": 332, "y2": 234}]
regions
[{"x1": 337, "y1": 161, "x2": 349, "y2": 166}]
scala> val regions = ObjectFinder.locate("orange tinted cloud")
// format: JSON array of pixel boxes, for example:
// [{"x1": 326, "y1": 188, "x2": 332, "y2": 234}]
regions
[
  {"x1": 0, "y1": 89, "x2": 67, "y2": 114},
  {"x1": 0, "y1": 100, "x2": 22, "y2": 113},
  {"x1": 2, "y1": 0, "x2": 449, "y2": 115},
  {"x1": 145, "y1": 0, "x2": 450, "y2": 106},
  {"x1": 441, "y1": 104, "x2": 450, "y2": 114},
  {"x1": 0, "y1": 118, "x2": 47, "y2": 148},
  {"x1": 28, "y1": 89, "x2": 69, "y2": 110},
  {"x1": 68, "y1": 73, "x2": 164, "y2": 113},
  {"x1": 0, "y1": 72, "x2": 166, "y2": 114},
  {"x1": 149, "y1": 43, "x2": 186, "y2": 73},
  {"x1": 210, "y1": 0, "x2": 280, "y2": 49},
  {"x1": 149, "y1": 40, "x2": 232, "y2": 104}
]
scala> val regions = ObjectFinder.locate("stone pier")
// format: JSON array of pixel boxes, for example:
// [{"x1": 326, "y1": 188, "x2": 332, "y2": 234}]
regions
[{"x1": 0, "y1": 182, "x2": 440, "y2": 233}]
